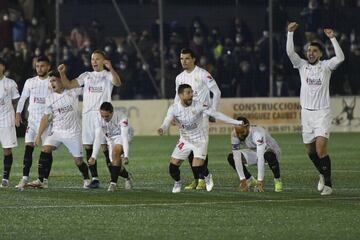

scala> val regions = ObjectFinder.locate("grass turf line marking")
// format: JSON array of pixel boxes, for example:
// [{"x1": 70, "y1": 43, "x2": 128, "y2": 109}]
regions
[{"x1": 1, "y1": 196, "x2": 359, "y2": 209}]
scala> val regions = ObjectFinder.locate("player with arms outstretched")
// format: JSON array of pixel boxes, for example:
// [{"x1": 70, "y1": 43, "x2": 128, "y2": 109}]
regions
[
  {"x1": 158, "y1": 84, "x2": 242, "y2": 193},
  {"x1": 175, "y1": 48, "x2": 221, "y2": 190}
]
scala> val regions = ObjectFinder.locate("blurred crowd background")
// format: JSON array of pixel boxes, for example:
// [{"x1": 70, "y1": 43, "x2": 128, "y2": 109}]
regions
[{"x1": 1, "y1": 0, "x2": 360, "y2": 99}]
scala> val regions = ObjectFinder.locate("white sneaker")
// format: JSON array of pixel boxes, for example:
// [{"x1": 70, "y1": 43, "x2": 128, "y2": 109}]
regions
[
  {"x1": 27, "y1": 179, "x2": 44, "y2": 189},
  {"x1": 321, "y1": 185, "x2": 333, "y2": 195},
  {"x1": 317, "y1": 174, "x2": 325, "y2": 191},
  {"x1": 83, "y1": 179, "x2": 91, "y2": 189},
  {"x1": 204, "y1": 174, "x2": 214, "y2": 192},
  {"x1": 108, "y1": 182, "x2": 117, "y2": 192},
  {"x1": 124, "y1": 173, "x2": 133, "y2": 190},
  {"x1": 15, "y1": 178, "x2": 28, "y2": 189},
  {"x1": 43, "y1": 179, "x2": 49, "y2": 189},
  {"x1": 0, "y1": 179, "x2": 9, "y2": 188},
  {"x1": 172, "y1": 181, "x2": 181, "y2": 193}
]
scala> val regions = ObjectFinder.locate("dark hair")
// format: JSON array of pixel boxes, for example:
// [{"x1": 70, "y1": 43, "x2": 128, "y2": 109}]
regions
[
  {"x1": 49, "y1": 70, "x2": 60, "y2": 78},
  {"x1": 180, "y1": 48, "x2": 196, "y2": 59},
  {"x1": 36, "y1": 55, "x2": 50, "y2": 64},
  {"x1": 236, "y1": 116, "x2": 250, "y2": 125},
  {"x1": 0, "y1": 58, "x2": 6, "y2": 69},
  {"x1": 92, "y1": 50, "x2": 107, "y2": 59},
  {"x1": 100, "y1": 102, "x2": 114, "y2": 113},
  {"x1": 309, "y1": 41, "x2": 324, "y2": 53},
  {"x1": 178, "y1": 84, "x2": 192, "y2": 94}
]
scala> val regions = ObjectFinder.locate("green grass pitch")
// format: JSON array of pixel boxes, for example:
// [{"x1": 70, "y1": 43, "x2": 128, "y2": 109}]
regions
[{"x1": 1, "y1": 133, "x2": 360, "y2": 239}]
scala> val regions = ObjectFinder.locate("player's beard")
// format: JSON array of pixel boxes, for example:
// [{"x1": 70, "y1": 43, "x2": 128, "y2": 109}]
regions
[
  {"x1": 38, "y1": 72, "x2": 48, "y2": 78},
  {"x1": 184, "y1": 98, "x2": 192, "y2": 106}
]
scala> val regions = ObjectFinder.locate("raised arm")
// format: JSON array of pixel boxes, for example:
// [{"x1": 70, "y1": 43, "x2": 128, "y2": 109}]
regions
[
  {"x1": 58, "y1": 64, "x2": 80, "y2": 89},
  {"x1": 324, "y1": 29, "x2": 345, "y2": 70},
  {"x1": 104, "y1": 60, "x2": 122, "y2": 87},
  {"x1": 286, "y1": 22, "x2": 305, "y2": 68}
]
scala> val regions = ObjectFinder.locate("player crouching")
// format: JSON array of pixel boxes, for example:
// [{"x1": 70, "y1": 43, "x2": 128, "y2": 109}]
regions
[
  {"x1": 227, "y1": 117, "x2": 282, "y2": 192},
  {"x1": 88, "y1": 102, "x2": 134, "y2": 192}
]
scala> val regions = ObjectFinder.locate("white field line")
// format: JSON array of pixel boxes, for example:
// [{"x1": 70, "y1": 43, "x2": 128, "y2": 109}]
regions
[{"x1": 0, "y1": 197, "x2": 359, "y2": 210}]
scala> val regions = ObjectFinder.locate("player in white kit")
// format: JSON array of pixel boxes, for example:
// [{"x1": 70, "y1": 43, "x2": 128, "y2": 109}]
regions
[
  {"x1": 158, "y1": 84, "x2": 242, "y2": 193},
  {"x1": 89, "y1": 102, "x2": 134, "y2": 192},
  {"x1": 27, "y1": 70, "x2": 90, "y2": 189},
  {"x1": 58, "y1": 50, "x2": 122, "y2": 188},
  {"x1": 227, "y1": 117, "x2": 282, "y2": 192},
  {"x1": 0, "y1": 58, "x2": 20, "y2": 188},
  {"x1": 175, "y1": 48, "x2": 221, "y2": 190},
  {"x1": 286, "y1": 22, "x2": 345, "y2": 195},
  {"x1": 15, "y1": 56, "x2": 53, "y2": 189}
]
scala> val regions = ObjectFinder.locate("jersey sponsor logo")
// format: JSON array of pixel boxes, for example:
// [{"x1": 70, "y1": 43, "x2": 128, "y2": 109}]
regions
[
  {"x1": 88, "y1": 86, "x2": 103, "y2": 93},
  {"x1": 57, "y1": 104, "x2": 74, "y2": 114},
  {"x1": 33, "y1": 97, "x2": 46, "y2": 104},
  {"x1": 306, "y1": 77, "x2": 322, "y2": 86},
  {"x1": 181, "y1": 122, "x2": 197, "y2": 130}
]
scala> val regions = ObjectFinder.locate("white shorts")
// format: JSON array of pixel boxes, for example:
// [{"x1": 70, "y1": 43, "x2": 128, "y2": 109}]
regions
[
  {"x1": 238, "y1": 148, "x2": 281, "y2": 166},
  {"x1": 107, "y1": 134, "x2": 133, "y2": 163},
  {"x1": 82, "y1": 111, "x2": 106, "y2": 145},
  {"x1": 301, "y1": 108, "x2": 332, "y2": 144},
  {"x1": 0, "y1": 126, "x2": 17, "y2": 148},
  {"x1": 43, "y1": 131, "x2": 83, "y2": 157},
  {"x1": 171, "y1": 140, "x2": 208, "y2": 161},
  {"x1": 25, "y1": 120, "x2": 51, "y2": 144}
]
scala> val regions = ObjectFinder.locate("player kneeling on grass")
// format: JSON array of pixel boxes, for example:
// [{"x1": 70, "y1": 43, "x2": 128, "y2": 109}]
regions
[
  {"x1": 26, "y1": 70, "x2": 91, "y2": 189},
  {"x1": 88, "y1": 102, "x2": 133, "y2": 192},
  {"x1": 227, "y1": 117, "x2": 282, "y2": 192},
  {"x1": 158, "y1": 84, "x2": 243, "y2": 193}
]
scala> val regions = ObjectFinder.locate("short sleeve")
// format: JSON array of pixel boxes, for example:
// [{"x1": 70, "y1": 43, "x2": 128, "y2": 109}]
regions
[{"x1": 77, "y1": 72, "x2": 89, "y2": 87}]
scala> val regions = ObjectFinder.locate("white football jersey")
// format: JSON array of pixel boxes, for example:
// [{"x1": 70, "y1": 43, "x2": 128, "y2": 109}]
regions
[
  {"x1": 161, "y1": 100, "x2": 241, "y2": 144},
  {"x1": 45, "y1": 88, "x2": 82, "y2": 135},
  {"x1": 16, "y1": 76, "x2": 52, "y2": 124},
  {"x1": 231, "y1": 126, "x2": 280, "y2": 154},
  {"x1": 93, "y1": 110, "x2": 132, "y2": 158},
  {"x1": 175, "y1": 66, "x2": 220, "y2": 110},
  {"x1": 0, "y1": 77, "x2": 20, "y2": 127},
  {"x1": 286, "y1": 32, "x2": 344, "y2": 110},
  {"x1": 77, "y1": 70, "x2": 114, "y2": 114},
  {"x1": 99, "y1": 110, "x2": 133, "y2": 140}
]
